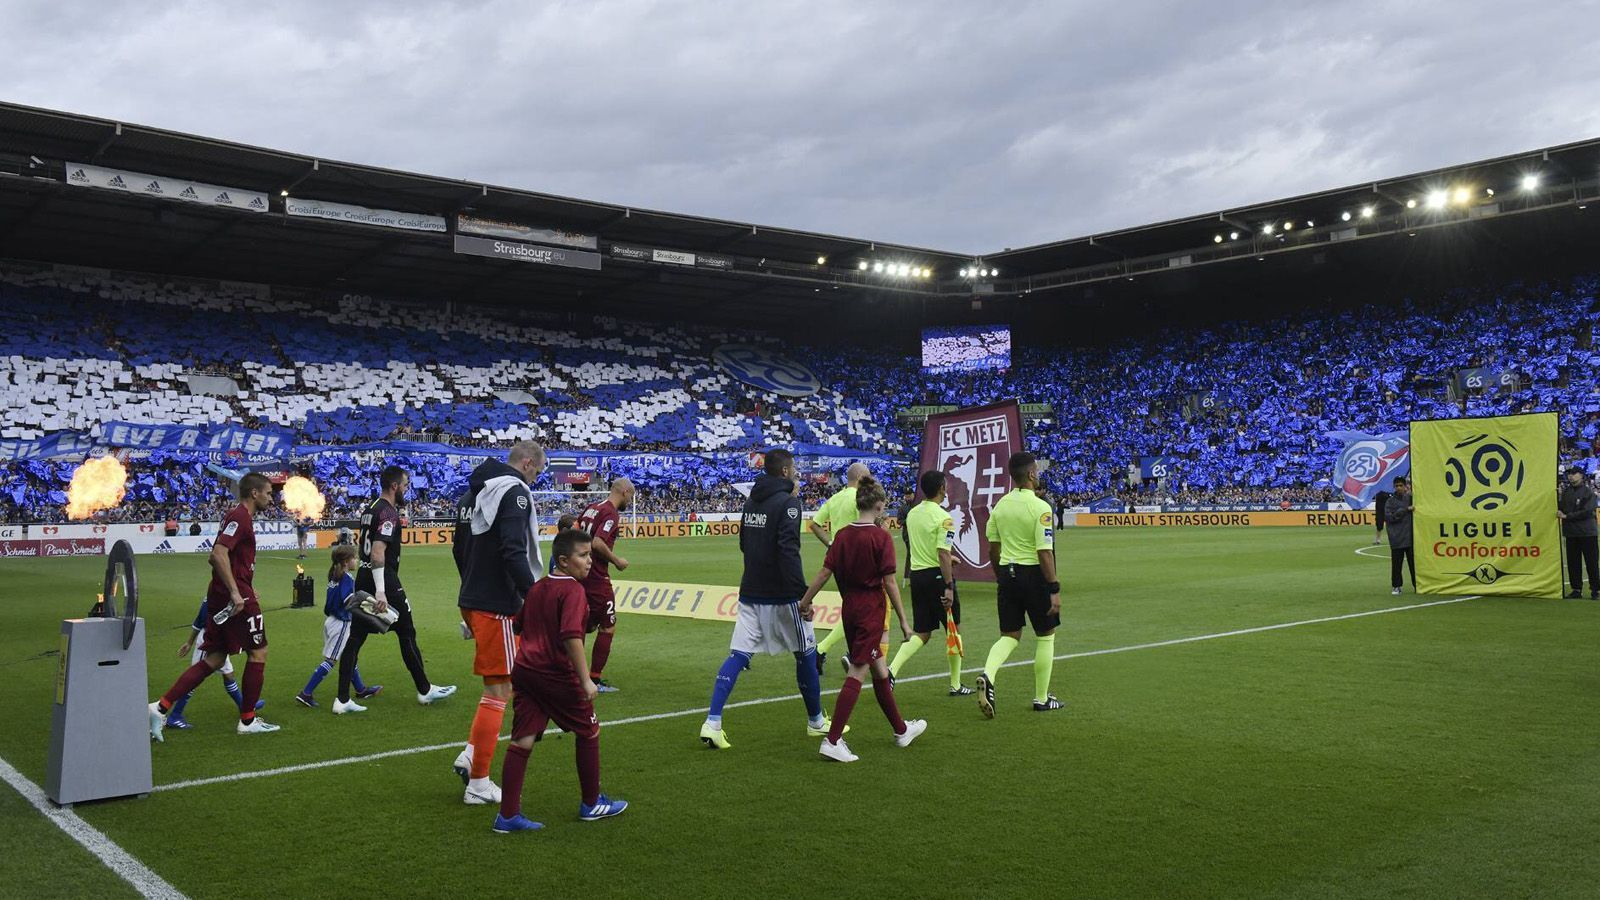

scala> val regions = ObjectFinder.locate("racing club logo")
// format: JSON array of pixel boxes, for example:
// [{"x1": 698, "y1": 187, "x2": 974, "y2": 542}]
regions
[
  {"x1": 1331, "y1": 430, "x2": 1410, "y2": 509},
  {"x1": 712, "y1": 344, "x2": 821, "y2": 398},
  {"x1": 1442, "y1": 433, "x2": 1525, "y2": 511}
]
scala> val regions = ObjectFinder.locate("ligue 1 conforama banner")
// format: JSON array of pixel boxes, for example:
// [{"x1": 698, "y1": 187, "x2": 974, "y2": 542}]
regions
[
  {"x1": 1412, "y1": 412, "x2": 1563, "y2": 599},
  {"x1": 917, "y1": 400, "x2": 1024, "y2": 583}
]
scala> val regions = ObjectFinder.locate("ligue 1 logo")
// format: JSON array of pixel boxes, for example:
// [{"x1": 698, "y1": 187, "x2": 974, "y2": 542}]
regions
[{"x1": 1442, "y1": 433, "x2": 1525, "y2": 510}]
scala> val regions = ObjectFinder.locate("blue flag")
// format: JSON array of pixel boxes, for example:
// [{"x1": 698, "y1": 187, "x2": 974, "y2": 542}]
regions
[{"x1": 1329, "y1": 429, "x2": 1410, "y2": 509}]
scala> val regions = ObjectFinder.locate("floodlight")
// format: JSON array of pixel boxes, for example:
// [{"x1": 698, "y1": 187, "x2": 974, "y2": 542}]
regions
[
  {"x1": 1426, "y1": 190, "x2": 1446, "y2": 209},
  {"x1": 1340, "y1": 211, "x2": 1351, "y2": 222},
  {"x1": 1521, "y1": 173, "x2": 1540, "y2": 190},
  {"x1": 1361, "y1": 205, "x2": 1375, "y2": 218}
]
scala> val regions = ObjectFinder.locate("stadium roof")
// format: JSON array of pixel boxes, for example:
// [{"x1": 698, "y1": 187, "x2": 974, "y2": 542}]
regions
[{"x1": 1, "y1": 100, "x2": 1598, "y2": 327}]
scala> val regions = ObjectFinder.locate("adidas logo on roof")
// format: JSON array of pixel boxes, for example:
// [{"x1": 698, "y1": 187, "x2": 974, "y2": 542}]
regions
[
  {"x1": 106, "y1": 175, "x2": 127, "y2": 188},
  {"x1": 215, "y1": 192, "x2": 231, "y2": 204},
  {"x1": 69, "y1": 168, "x2": 88, "y2": 183},
  {"x1": 180, "y1": 186, "x2": 199, "y2": 199},
  {"x1": 145, "y1": 180, "x2": 164, "y2": 194}
]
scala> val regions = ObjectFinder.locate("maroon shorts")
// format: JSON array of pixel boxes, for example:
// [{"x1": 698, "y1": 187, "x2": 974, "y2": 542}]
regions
[
  {"x1": 511, "y1": 666, "x2": 599, "y2": 741},
  {"x1": 842, "y1": 594, "x2": 887, "y2": 665},
  {"x1": 584, "y1": 582, "x2": 616, "y2": 632},
  {"x1": 200, "y1": 592, "x2": 266, "y2": 655}
]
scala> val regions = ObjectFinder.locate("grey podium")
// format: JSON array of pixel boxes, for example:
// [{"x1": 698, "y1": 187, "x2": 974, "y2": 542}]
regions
[{"x1": 46, "y1": 539, "x2": 153, "y2": 805}]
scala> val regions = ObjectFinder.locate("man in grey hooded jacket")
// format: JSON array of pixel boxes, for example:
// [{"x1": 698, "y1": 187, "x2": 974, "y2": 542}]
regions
[{"x1": 452, "y1": 441, "x2": 545, "y2": 805}]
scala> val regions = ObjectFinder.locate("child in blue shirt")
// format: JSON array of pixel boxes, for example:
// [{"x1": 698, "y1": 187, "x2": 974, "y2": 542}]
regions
[{"x1": 295, "y1": 545, "x2": 381, "y2": 707}]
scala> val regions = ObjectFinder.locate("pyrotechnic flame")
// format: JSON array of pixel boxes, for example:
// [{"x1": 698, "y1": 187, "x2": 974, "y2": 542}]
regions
[
  {"x1": 296, "y1": 564, "x2": 305, "y2": 576},
  {"x1": 281, "y1": 476, "x2": 327, "y2": 520},
  {"x1": 66, "y1": 456, "x2": 128, "y2": 519}
]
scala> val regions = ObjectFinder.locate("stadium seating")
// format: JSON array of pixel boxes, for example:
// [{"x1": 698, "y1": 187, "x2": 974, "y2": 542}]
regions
[{"x1": 1, "y1": 262, "x2": 1597, "y2": 522}]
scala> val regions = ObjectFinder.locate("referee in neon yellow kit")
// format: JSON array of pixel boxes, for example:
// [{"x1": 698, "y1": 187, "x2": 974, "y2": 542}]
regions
[{"x1": 975, "y1": 451, "x2": 1063, "y2": 716}]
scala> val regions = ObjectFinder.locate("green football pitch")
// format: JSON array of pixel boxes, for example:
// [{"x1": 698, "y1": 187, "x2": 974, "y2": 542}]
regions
[{"x1": 4, "y1": 527, "x2": 1600, "y2": 899}]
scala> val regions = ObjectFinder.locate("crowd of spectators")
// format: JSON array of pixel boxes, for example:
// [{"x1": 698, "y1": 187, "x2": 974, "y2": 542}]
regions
[{"x1": 2, "y1": 263, "x2": 1598, "y2": 523}]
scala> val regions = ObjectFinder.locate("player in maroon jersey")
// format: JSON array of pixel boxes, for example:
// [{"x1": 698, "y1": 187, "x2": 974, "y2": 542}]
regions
[
  {"x1": 149, "y1": 473, "x2": 281, "y2": 739},
  {"x1": 576, "y1": 478, "x2": 634, "y2": 692},
  {"x1": 798, "y1": 476, "x2": 926, "y2": 762},
  {"x1": 492, "y1": 528, "x2": 628, "y2": 833}
]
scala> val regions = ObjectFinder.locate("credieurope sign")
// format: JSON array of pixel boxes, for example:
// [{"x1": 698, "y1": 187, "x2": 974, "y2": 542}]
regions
[
  {"x1": 452, "y1": 234, "x2": 601, "y2": 270},
  {"x1": 285, "y1": 197, "x2": 446, "y2": 233}
]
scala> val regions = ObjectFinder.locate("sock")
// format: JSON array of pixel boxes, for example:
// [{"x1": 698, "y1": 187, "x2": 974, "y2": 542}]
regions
[
  {"x1": 708, "y1": 652, "x2": 750, "y2": 720},
  {"x1": 223, "y1": 675, "x2": 245, "y2": 710},
  {"x1": 1033, "y1": 634, "x2": 1057, "y2": 703},
  {"x1": 872, "y1": 674, "x2": 908, "y2": 734},
  {"x1": 469, "y1": 695, "x2": 508, "y2": 780},
  {"x1": 816, "y1": 627, "x2": 845, "y2": 654},
  {"x1": 161, "y1": 661, "x2": 214, "y2": 710},
  {"x1": 983, "y1": 636, "x2": 1019, "y2": 683},
  {"x1": 795, "y1": 650, "x2": 823, "y2": 720},
  {"x1": 352, "y1": 667, "x2": 367, "y2": 693},
  {"x1": 499, "y1": 743, "x2": 530, "y2": 820},
  {"x1": 590, "y1": 630, "x2": 614, "y2": 680},
  {"x1": 240, "y1": 661, "x2": 265, "y2": 723},
  {"x1": 301, "y1": 661, "x2": 332, "y2": 697},
  {"x1": 889, "y1": 635, "x2": 927, "y2": 678},
  {"x1": 948, "y1": 650, "x2": 964, "y2": 690},
  {"x1": 576, "y1": 735, "x2": 601, "y2": 807},
  {"x1": 167, "y1": 689, "x2": 194, "y2": 718},
  {"x1": 828, "y1": 677, "x2": 862, "y2": 744}
]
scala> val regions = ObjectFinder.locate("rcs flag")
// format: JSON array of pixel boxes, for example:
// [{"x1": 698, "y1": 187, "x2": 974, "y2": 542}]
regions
[
  {"x1": 917, "y1": 400, "x2": 1024, "y2": 583},
  {"x1": 1412, "y1": 412, "x2": 1562, "y2": 599}
]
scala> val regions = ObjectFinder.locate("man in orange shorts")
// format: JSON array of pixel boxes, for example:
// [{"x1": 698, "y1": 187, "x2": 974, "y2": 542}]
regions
[{"x1": 453, "y1": 442, "x2": 546, "y2": 806}]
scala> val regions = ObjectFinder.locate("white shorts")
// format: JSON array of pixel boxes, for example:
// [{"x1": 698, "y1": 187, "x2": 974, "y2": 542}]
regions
[
  {"x1": 192, "y1": 642, "x2": 234, "y2": 676},
  {"x1": 729, "y1": 601, "x2": 817, "y2": 656},
  {"x1": 322, "y1": 616, "x2": 353, "y2": 660}
]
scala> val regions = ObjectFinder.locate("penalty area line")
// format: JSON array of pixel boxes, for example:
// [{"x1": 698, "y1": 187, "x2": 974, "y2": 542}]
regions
[
  {"x1": 0, "y1": 755, "x2": 188, "y2": 899},
  {"x1": 151, "y1": 595, "x2": 1478, "y2": 794}
]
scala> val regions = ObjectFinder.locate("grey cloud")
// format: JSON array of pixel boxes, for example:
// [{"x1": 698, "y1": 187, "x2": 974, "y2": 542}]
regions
[{"x1": 2, "y1": 0, "x2": 1597, "y2": 252}]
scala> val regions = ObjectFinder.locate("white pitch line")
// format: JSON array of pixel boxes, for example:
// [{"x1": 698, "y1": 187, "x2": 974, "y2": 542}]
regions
[
  {"x1": 0, "y1": 755, "x2": 188, "y2": 899},
  {"x1": 1355, "y1": 545, "x2": 1392, "y2": 559},
  {"x1": 151, "y1": 595, "x2": 1478, "y2": 794}
]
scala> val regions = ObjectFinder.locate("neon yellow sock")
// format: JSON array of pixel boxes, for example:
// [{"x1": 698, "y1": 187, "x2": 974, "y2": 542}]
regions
[
  {"x1": 816, "y1": 627, "x2": 845, "y2": 654},
  {"x1": 1033, "y1": 634, "x2": 1056, "y2": 702},
  {"x1": 948, "y1": 649, "x2": 963, "y2": 689},
  {"x1": 889, "y1": 635, "x2": 926, "y2": 677},
  {"x1": 983, "y1": 636, "x2": 1019, "y2": 682}
]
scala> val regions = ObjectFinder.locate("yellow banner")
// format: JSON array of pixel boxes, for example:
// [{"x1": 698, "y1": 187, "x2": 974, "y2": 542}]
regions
[
  {"x1": 1073, "y1": 511, "x2": 1373, "y2": 527},
  {"x1": 611, "y1": 580, "x2": 848, "y2": 628},
  {"x1": 1412, "y1": 413, "x2": 1562, "y2": 598}
]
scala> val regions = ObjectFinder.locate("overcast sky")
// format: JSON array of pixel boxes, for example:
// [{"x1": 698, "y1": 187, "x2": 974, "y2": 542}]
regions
[{"x1": 4, "y1": 0, "x2": 1599, "y2": 253}]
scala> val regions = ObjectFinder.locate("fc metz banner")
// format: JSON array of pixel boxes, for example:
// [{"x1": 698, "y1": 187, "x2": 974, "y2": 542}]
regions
[
  {"x1": 66, "y1": 163, "x2": 269, "y2": 213},
  {"x1": 917, "y1": 400, "x2": 1024, "y2": 583},
  {"x1": 1412, "y1": 412, "x2": 1562, "y2": 599}
]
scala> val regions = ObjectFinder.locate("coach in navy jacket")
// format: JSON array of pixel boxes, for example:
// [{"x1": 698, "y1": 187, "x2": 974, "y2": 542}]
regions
[{"x1": 738, "y1": 464, "x2": 806, "y2": 602}]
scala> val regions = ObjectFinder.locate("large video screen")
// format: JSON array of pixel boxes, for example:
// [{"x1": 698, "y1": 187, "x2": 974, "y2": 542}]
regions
[{"x1": 921, "y1": 325, "x2": 1012, "y2": 374}]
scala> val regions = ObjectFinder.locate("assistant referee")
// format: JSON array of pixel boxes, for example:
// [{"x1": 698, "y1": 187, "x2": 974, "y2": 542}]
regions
[
  {"x1": 975, "y1": 451, "x2": 1063, "y2": 717},
  {"x1": 887, "y1": 470, "x2": 973, "y2": 695}
]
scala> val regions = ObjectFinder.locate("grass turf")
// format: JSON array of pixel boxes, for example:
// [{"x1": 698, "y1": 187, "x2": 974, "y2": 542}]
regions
[{"x1": 2, "y1": 527, "x2": 1598, "y2": 899}]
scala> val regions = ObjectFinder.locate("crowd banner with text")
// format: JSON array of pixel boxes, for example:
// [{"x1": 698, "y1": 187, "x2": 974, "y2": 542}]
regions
[
  {"x1": 1139, "y1": 456, "x2": 1179, "y2": 479},
  {"x1": 1412, "y1": 413, "x2": 1563, "y2": 598},
  {"x1": 1329, "y1": 429, "x2": 1411, "y2": 509},
  {"x1": 285, "y1": 197, "x2": 446, "y2": 233},
  {"x1": 98, "y1": 422, "x2": 294, "y2": 461},
  {"x1": 452, "y1": 234, "x2": 602, "y2": 270},
  {"x1": 0, "y1": 431, "x2": 97, "y2": 462},
  {"x1": 652, "y1": 249, "x2": 696, "y2": 266},
  {"x1": 67, "y1": 163, "x2": 269, "y2": 213},
  {"x1": 455, "y1": 214, "x2": 597, "y2": 249},
  {"x1": 917, "y1": 400, "x2": 1024, "y2": 582}
]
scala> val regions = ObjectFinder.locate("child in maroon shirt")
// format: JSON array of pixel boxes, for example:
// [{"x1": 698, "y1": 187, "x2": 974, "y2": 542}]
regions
[
  {"x1": 799, "y1": 476, "x2": 927, "y2": 762},
  {"x1": 493, "y1": 529, "x2": 629, "y2": 833}
]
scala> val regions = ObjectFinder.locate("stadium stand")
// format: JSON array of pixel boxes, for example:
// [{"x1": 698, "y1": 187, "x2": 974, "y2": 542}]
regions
[{"x1": 1, "y1": 261, "x2": 1598, "y2": 523}]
